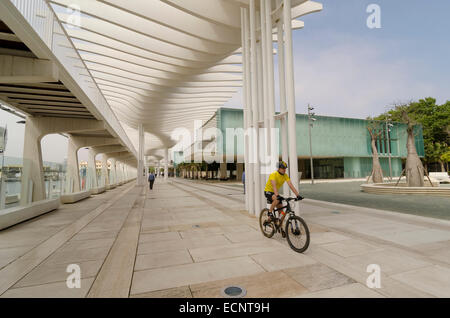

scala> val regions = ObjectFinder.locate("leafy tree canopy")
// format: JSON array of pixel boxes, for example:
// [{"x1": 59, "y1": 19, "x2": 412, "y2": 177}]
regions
[{"x1": 374, "y1": 97, "x2": 450, "y2": 164}]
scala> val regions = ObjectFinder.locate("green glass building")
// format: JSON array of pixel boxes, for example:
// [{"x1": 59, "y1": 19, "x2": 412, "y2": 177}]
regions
[{"x1": 212, "y1": 108, "x2": 424, "y2": 179}]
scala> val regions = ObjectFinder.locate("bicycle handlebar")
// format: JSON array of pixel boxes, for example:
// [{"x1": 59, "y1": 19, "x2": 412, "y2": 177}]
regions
[{"x1": 279, "y1": 197, "x2": 299, "y2": 202}]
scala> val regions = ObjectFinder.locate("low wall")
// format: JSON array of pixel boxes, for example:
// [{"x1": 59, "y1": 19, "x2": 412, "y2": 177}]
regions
[
  {"x1": 361, "y1": 183, "x2": 450, "y2": 197},
  {"x1": 91, "y1": 186, "x2": 106, "y2": 195},
  {"x1": 60, "y1": 190, "x2": 92, "y2": 204},
  {"x1": 0, "y1": 199, "x2": 60, "y2": 230}
]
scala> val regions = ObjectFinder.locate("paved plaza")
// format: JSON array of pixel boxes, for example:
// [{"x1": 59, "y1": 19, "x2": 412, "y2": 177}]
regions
[
  {"x1": 227, "y1": 180, "x2": 450, "y2": 220},
  {"x1": 298, "y1": 181, "x2": 450, "y2": 220},
  {"x1": 0, "y1": 179, "x2": 450, "y2": 298}
]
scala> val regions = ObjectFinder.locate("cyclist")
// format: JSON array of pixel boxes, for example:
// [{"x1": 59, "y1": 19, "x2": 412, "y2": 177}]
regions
[{"x1": 264, "y1": 161, "x2": 303, "y2": 236}]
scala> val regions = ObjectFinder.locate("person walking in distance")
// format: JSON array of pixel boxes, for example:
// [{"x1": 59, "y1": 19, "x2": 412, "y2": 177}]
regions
[{"x1": 148, "y1": 171, "x2": 155, "y2": 190}]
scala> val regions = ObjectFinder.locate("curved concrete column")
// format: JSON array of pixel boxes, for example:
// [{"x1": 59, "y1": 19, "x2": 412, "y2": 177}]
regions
[
  {"x1": 20, "y1": 117, "x2": 45, "y2": 205},
  {"x1": 66, "y1": 137, "x2": 80, "y2": 194},
  {"x1": 65, "y1": 135, "x2": 119, "y2": 193},
  {"x1": 20, "y1": 117, "x2": 105, "y2": 205},
  {"x1": 101, "y1": 154, "x2": 109, "y2": 187},
  {"x1": 137, "y1": 123, "x2": 145, "y2": 185},
  {"x1": 109, "y1": 158, "x2": 117, "y2": 185},
  {"x1": 90, "y1": 145, "x2": 127, "y2": 187},
  {"x1": 115, "y1": 161, "x2": 121, "y2": 184},
  {"x1": 164, "y1": 148, "x2": 169, "y2": 181},
  {"x1": 87, "y1": 148, "x2": 98, "y2": 190}
]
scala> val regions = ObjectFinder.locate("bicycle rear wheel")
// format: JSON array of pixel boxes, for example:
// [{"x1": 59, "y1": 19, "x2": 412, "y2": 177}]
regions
[
  {"x1": 285, "y1": 215, "x2": 310, "y2": 253},
  {"x1": 259, "y1": 208, "x2": 275, "y2": 238}
]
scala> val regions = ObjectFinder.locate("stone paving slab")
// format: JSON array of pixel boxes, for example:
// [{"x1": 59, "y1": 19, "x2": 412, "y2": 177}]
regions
[
  {"x1": 0, "y1": 246, "x2": 34, "y2": 269},
  {"x1": 390, "y1": 265, "x2": 450, "y2": 297},
  {"x1": 0, "y1": 184, "x2": 136, "y2": 296},
  {"x1": 345, "y1": 248, "x2": 432, "y2": 275},
  {"x1": 283, "y1": 264, "x2": 355, "y2": 292},
  {"x1": 1, "y1": 278, "x2": 95, "y2": 298},
  {"x1": 188, "y1": 240, "x2": 281, "y2": 262},
  {"x1": 250, "y1": 250, "x2": 317, "y2": 271},
  {"x1": 139, "y1": 231, "x2": 182, "y2": 243},
  {"x1": 1, "y1": 179, "x2": 450, "y2": 298},
  {"x1": 14, "y1": 259, "x2": 103, "y2": 288},
  {"x1": 320, "y1": 239, "x2": 384, "y2": 258},
  {"x1": 310, "y1": 231, "x2": 351, "y2": 245},
  {"x1": 130, "y1": 256, "x2": 265, "y2": 295},
  {"x1": 130, "y1": 286, "x2": 193, "y2": 298},
  {"x1": 135, "y1": 249, "x2": 193, "y2": 271},
  {"x1": 137, "y1": 234, "x2": 232, "y2": 255},
  {"x1": 298, "y1": 282, "x2": 384, "y2": 298},
  {"x1": 190, "y1": 271, "x2": 308, "y2": 298}
]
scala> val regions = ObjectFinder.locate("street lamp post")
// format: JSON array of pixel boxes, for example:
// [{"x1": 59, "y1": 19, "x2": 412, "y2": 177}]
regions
[
  {"x1": 385, "y1": 116, "x2": 393, "y2": 181},
  {"x1": 307, "y1": 105, "x2": 316, "y2": 185}
]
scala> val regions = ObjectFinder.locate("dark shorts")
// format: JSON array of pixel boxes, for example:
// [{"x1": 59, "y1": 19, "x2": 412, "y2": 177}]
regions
[{"x1": 264, "y1": 191, "x2": 275, "y2": 203}]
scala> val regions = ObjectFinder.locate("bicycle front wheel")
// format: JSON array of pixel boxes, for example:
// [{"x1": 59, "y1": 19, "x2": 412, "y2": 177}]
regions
[
  {"x1": 259, "y1": 208, "x2": 275, "y2": 238},
  {"x1": 285, "y1": 215, "x2": 310, "y2": 253}
]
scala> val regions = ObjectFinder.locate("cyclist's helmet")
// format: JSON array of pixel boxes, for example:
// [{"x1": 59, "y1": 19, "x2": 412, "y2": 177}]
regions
[{"x1": 278, "y1": 161, "x2": 288, "y2": 169}]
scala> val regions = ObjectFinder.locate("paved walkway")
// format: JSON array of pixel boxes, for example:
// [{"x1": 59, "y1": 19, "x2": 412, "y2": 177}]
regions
[
  {"x1": 226, "y1": 180, "x2": 450, "y2": 220},
  {"x1": 0, "y1": 179, "x2": 449, "y2": 297}
]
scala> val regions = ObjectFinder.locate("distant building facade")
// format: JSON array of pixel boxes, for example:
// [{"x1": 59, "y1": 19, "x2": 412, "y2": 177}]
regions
[{"x1": 179, "y1": 108, "x2": 425, "y2": 180}]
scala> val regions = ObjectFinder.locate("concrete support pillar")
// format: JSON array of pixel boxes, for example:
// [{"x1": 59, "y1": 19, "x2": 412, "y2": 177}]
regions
[
  {"x1": 118, "y1": 162, "x2": 123, "y2": 183},
  {"x1": 109, "y1": 158, "x2": 117, "y2": 185},
  {"x1": 264, "y1": 0, "x2": 277, "y2": 171},
  {"x1": 241, "y1": 7, "x2": 254, "y2": 213},
  {"x1": 137, "y1": 123, "x2": 145, "y2": 186},
  {"x1": 257, "y1": 7, "x2": 268, "y2": 202},
  {"x1": 284, "y1": 0, "x2": 300, "y2": 213},
  {"x1": 20, "y1": 117, "x2": 45, "y2": 205},
  {"x1": 116, "y1": 159, "x2": 122, "y2": 185},
  {"x1": 258, "y1": 1, "x2": 269, "y2": 202},
  {"x1": 65, "y1": 136, "x2": 119, "y2": 193},
  {"x1": 18, "y1": 117, "x2": 111, "y2": 203},
  {"x1": 250, "y1": 0, "x2": 262, "y2": 215},
  {"x1": 87, "y1": 148, "x2": 98, "y2": 190},
  {"x1": 101, "y1": 154, "x2": 109, "y2": 187},
  {"x1": 164, "y1": 148, "x2": 168, "y2": 181},
  {"x1": 65, "y1": 136, "x2": 80, "y2": 194},
  {"x1": 277, "y1": 0, "x2": 289, "y2": 195}
]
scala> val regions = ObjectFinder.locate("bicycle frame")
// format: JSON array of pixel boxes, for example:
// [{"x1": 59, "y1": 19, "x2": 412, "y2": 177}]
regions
[
  {"x1": 271, "y1": 200, "x2": 296, "y2": 230},
  {"x1": 272, "y1": 199, "x2": 295, "y2": 216}
]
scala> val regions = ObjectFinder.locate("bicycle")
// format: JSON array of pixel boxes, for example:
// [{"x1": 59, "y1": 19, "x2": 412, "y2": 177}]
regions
[{"x1": 259, "y1": 196, "x2": 310, "y2": 253}]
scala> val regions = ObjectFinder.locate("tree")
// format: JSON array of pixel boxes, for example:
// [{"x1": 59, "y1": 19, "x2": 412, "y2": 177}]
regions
[
  {"x1": 441, "y1": 150, "x2": 450, "y2": 172},
  {"x1": 401, "y1": 110, "x2": 425, "y2": 186},
  {"x1": 426, "y1": 142, "x2": 448, "y2": 172},
  {"x1": 375, "y1": 98, "x2": 450, "y2": 172},
  {"x1": 366, "y1": 119, "x2": 384, "y2": 183}
]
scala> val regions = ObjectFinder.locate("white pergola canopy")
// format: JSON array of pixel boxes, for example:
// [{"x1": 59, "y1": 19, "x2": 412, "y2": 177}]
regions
[{"x1": 48, "y1": 0, "x2": 322, "y2": 153}]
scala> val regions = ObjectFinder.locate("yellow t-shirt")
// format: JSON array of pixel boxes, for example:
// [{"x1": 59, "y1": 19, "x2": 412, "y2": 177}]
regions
[{"x1": 264, "y1": 171, "x2": 290, "y2": 193}]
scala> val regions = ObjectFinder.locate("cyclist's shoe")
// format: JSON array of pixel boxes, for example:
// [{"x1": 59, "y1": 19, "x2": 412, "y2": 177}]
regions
[
  {"x1": 281, "y1": 229, "x2": 286, "y2": 238},
  {"x1": 267, "y1": 211, "x2": 274, "y2": 221}
]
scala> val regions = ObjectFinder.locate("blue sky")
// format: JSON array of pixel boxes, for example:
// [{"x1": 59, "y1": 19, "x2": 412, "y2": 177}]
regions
[{"x1": 226, "y1": 0, "x2": 450, "y2": 118}]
